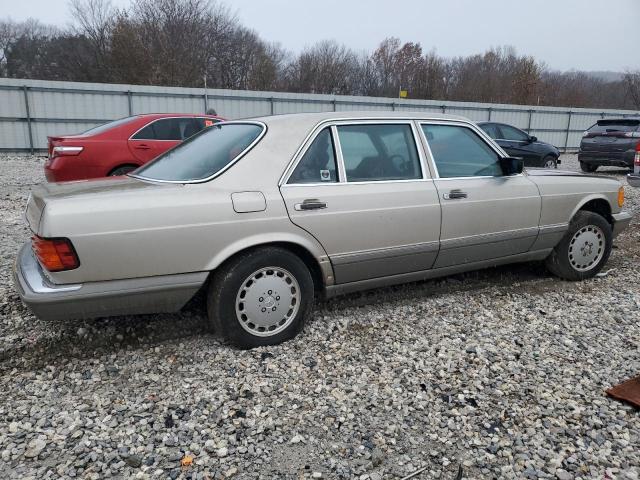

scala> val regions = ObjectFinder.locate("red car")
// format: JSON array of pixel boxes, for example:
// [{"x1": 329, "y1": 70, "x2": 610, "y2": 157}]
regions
[{"x1": 45, "y1": 113, "x2": 224, "y2": 182}]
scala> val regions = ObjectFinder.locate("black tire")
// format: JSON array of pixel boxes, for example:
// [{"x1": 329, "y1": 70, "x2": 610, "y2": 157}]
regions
[
  {"x1": 580, "y1": 161, "x2": 598, "y2": 173},
  {"x1": 541, "y1": 155, "x2": 557, "y2": 169},
  {"x1": 207, "y1": 247, "x2": 314, "y2": 349},
  {"x1": 545, "y1": 211, "x2": 612, "y2": 281},
  {"x1": 108, "y1": 165, "x2": 137, "y2": 176}
]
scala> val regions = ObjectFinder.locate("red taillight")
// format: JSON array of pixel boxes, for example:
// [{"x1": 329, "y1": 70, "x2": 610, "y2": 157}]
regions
[
  {"x1": 31, "y1": 236, "x2": 79, "y2": 272},
  {"x1": 635, "y1": 142, "x2": 640, "y2": 166}
]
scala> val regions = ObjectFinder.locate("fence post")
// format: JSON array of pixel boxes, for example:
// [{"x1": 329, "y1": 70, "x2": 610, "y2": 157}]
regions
[
  {"x1": 127, "y1": 91, "x2": 133, "y2": 115},
  {"x1": 600, "y1": 112, "x2": 605, "y2": 119},
  {"x1": 527, "y1": 110, "x2": 534, "y2": 133},
  {"x1": 269, "y1": 97, "x2": 274, "y2": 115},
  {"x1": 564, "y1": 111, "x2": 572, "y2": 153},
  {"x1": 332, "y1": 99, "x2": 337, "y2": 112},
  {"x1": 391, "y1": 102, "x2": 396, "y2": 111},
  {"x1": 22, "y1": 86, "x2": 34, "y2": 154},
  {"x1": 441, "y1": 105, "x2": 446, "y2": 114},
  {"x1": 203, "y1": 92, "x2": 208, "y2": 113},
  {"x1": 487, "y1": 107, "x2": 492, "y2": 121}
]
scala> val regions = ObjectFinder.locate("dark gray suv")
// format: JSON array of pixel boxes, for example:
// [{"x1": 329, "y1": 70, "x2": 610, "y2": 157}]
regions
[{"x1": 579, "y1": 118, "x2": 640, "y2": 172}]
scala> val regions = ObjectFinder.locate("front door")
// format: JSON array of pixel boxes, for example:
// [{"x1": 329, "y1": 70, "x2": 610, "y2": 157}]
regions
[
  {"x1": 420, "y1": 122, "x2": 541, "y2": 268},
  {"x1": 496, "y1": 123, "x2": 539, "y2": 166},
  {"x1": 280, "y1": 122, "x2": 441, "y2": 284}
]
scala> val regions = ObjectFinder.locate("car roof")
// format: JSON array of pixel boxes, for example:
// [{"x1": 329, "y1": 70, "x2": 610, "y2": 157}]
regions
[
  {"x1": 250, "y1": 111, "x2": 470, "y2": 130},
  {"x1": 134, "y1": 113, "x2": 222, "y2": 120}
]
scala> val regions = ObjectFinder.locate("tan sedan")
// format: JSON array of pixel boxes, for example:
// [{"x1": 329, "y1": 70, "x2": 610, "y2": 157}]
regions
[{"x1": 14, "y1": 112, "x2": 632, "y2": 348}]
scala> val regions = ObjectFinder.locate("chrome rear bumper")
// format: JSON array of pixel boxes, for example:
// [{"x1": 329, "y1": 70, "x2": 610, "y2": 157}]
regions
[{"x1": 13, "y1": 243, "x2": 208, "y2": 321}]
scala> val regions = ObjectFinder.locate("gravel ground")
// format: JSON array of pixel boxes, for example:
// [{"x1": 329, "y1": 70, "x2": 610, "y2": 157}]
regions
[{"x1": 0, "y1": 154, "x2": 639, "y2": 480}]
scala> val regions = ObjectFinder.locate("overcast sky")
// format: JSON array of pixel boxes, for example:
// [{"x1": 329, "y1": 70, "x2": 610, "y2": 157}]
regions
[{"x1": 4, "y1": 0, "x2": 639, "y2": 72}]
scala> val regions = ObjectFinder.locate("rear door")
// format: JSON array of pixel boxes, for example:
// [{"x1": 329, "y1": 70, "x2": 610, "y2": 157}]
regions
[
  {"x1": 420, "y1": 122, "x2": 541, "y2": 268},
  {"x1": 280, "y1": 121, "x2": 441, "y2": 284}
]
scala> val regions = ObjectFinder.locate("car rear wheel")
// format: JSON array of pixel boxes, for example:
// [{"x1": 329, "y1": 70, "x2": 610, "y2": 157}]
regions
[
  {"x1": 580, "y1": 161, "x2": 598, "y2": 173},
  {"x1": 108, "y1": 165, "x2": 137, "y2": 176},
  {"x1": 545, "y1": 211, "x2": 612, "y2": 281},
  {"x1": 207, "y1": 247, "x2": 314, "y2": 348},
  {"x1": 542, "y1": 155, "x2": 557, "y2": 169}
]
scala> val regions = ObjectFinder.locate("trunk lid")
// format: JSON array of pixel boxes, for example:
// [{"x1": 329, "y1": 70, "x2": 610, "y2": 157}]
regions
[
  {"x1": 25, "y1": 176, "x2": 171, "y2": 235},
  {"x1": 581, "y1": 119, "x2": 640, "y2": 154}
]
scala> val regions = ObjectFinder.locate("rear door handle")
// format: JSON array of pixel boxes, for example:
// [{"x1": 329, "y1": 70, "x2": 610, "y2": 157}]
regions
[
  {"x1": 135, "y1": 144, "x2": 150, "y2": 150},
  {"x1": 294, "y1": 199, "x2": 327, "y2": 211},
  {"x1": 443, "y1": 190, "x2": 467, "y2": 200}
]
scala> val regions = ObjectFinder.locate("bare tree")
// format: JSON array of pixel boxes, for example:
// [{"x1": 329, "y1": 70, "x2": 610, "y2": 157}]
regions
[{"x1": 623, "y1": 71, "x2": 640, "y2": 109}]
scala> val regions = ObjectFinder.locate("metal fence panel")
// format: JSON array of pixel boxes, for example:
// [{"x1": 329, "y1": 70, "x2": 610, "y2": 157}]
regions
[{"x1": 1, "y1": 77, "x2": 638, "y2": 152}]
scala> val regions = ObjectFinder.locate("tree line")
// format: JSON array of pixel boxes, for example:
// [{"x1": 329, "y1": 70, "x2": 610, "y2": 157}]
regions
[{"x1": 1, "y1": 0, "x2": 639, "y2": 110}]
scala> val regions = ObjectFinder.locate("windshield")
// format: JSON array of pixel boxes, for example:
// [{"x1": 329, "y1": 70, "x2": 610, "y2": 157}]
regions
[
  {"x1": 133, "y1": 122, "x2": 265, "y2": 182},
  {"x1": 81, "y1": 116, "x2": 137, "y2": 136}
]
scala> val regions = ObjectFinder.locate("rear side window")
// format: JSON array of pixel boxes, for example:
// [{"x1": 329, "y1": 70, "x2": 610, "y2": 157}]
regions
[
  {"x1": 498, "y1": 124, "x2": 529, "y2": 142},
  {"x1": 422, "y1": 124, "x2": 501, "y2": 178},
  {"x1": 288, "y1": 128, "x2": 338, "y2": 184},
  {"x1": 132, "y1": 118, "x2": 198, "y2": 140},
  {"x1": 479, "y1": 123, "x2": 501, "y2": 139},
  {"x1": 133, "y1": 123, "x2": 264, "y2": 182},
  {"x1": 588, "y1": 119, "x2": 640, "y2": 134},
  {"x1": 337, "y1": 124, "x2": 422, "y2": 182}
]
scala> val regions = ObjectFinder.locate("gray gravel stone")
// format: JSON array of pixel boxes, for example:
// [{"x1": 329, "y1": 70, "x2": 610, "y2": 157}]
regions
[{"x1": 0, "y1": 154, "x2": 639, "y2": 479}]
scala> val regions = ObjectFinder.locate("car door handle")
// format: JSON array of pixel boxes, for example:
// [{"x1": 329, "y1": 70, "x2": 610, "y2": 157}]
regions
[
  {"x1": 294, "y1": 199, "x2": 327, "y2": 211},
  {"x1": 134, "y1": 144, "x2": 150, "y2": 150},
  {"x1": 443, "y1": 190, "x2": 467, "y2": 200}
]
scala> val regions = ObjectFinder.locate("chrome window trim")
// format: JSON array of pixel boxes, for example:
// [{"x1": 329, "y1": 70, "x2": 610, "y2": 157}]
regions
[
  {"x1": 282, "y1": 118, "x2": 429, "y2": 187},
  {"x1": 417, "y1": 120, "x2": 522, "y2": 180},
  {"x1": 129, "y1": 121, "x2": 267, "y2": 185},
  {"x1": 128, "y1": 116, "x2": 219, "y2": 142}
]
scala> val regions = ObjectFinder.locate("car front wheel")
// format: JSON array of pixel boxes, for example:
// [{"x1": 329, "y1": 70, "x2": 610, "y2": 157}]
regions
[
  {"x1": 207, "y1": 247, "x2": 315, "y2": 348},
  {"x1": 545, "y1": 211, "x2": 612, "y2": 281},
  {"x1": 542, "y1": 155, "x2": 557, "y2": 169}
]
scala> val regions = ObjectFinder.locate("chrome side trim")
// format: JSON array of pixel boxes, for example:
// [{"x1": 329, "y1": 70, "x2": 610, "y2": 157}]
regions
[
  {"x1": 129, "y1": 121, "x2": 267, "y2": 185},
  {"x1": 440, "y1": 227, "x2": 540, "y2": 250},
  {"x1": 538, "y1": 223, "x2": 569, "y2": 234},
  {"x1": 331, "y1": 241, "x2": 440, "y2": 266},
  {"x1": 325, "y1": 248, "x2": 553, "y2": 298}
]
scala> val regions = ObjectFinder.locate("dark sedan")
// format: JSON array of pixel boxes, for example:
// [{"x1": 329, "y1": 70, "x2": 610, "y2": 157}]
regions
[{"x1": 478, "y1": 122, "x2": 560, "y2": 168}]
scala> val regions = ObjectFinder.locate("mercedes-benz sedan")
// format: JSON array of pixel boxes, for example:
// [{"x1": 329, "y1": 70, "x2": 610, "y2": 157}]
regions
[{"x1": 15, "y1": 112, "x2": 632, "y2": 348}]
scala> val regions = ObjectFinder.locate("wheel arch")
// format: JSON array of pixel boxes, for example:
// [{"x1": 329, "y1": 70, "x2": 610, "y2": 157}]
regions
[
  {"x1": 205, "y1": 234, "x2": 333, "y2": 293},
  {"x1": 107, "y1": 163, "x2": 140, "y2": 176},
  {"x1": 572, "y1": 195, "x2": 613, "y2": 226}
]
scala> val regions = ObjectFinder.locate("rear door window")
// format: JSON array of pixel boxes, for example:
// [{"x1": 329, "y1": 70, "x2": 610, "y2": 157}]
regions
[
  {"x1": 337, "y1": 124, "x2": 422, "y2": 182},
  {"x1": 498, "y1": 124, "x2": 529, "y2": 141},
  {"x1": 288, "y1": 128, "x2": 338, "y2": 184},
  {"x1": 479, "y1": 123, "x2": 501, "y2": 139},
  {"x1": 132, "y1": 118, "x2": 196, "y2": 141}
]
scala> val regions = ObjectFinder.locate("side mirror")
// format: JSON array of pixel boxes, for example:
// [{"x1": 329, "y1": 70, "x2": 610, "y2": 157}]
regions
[
  {"x1": 500, "y1": 157, "x2": 524, "y2": 175},
  {"x1": 529, "y1": 135, "x2": 537, "y2": 143}
]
